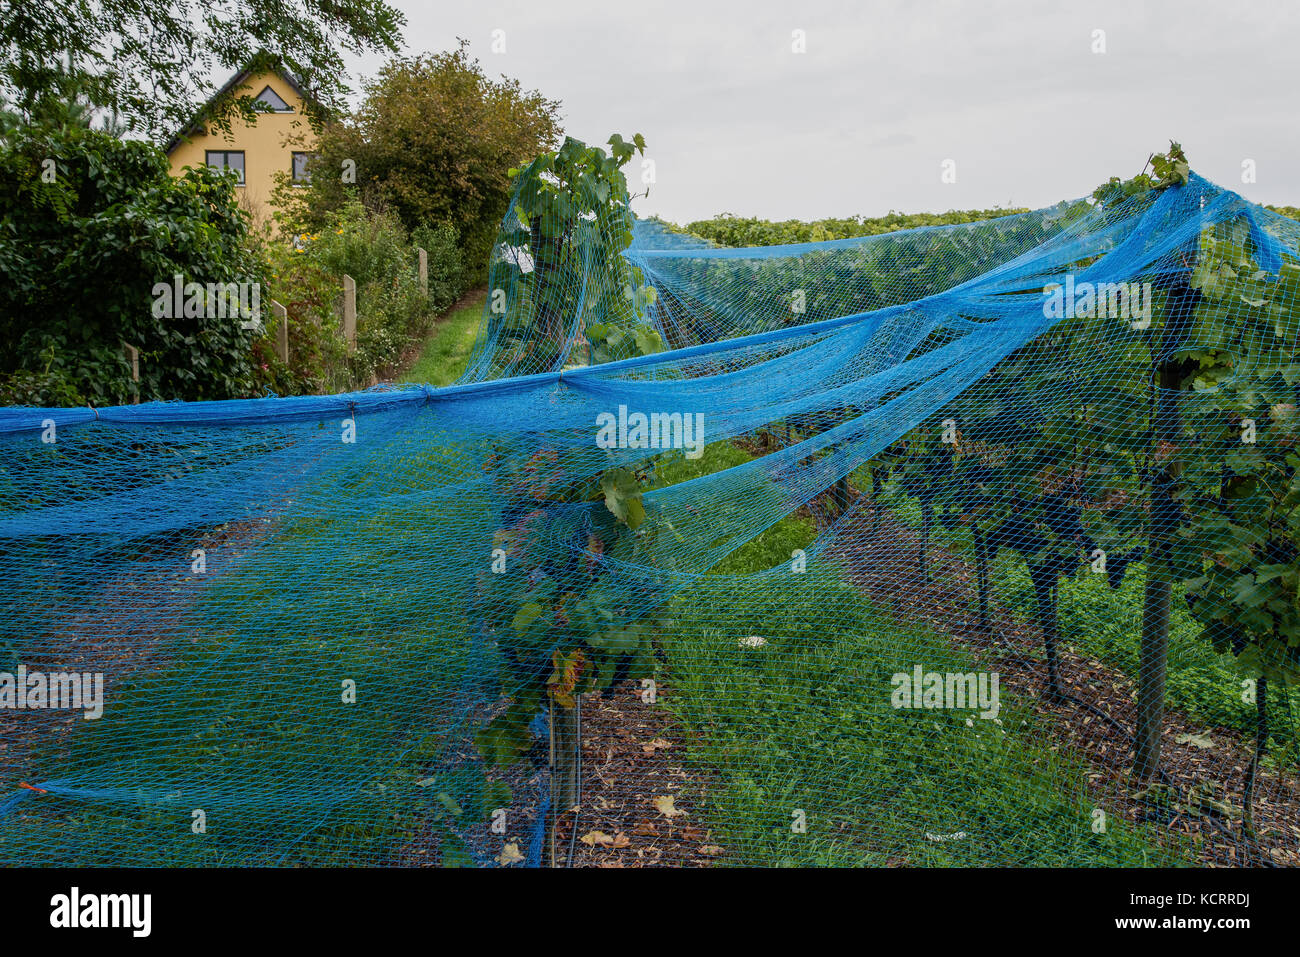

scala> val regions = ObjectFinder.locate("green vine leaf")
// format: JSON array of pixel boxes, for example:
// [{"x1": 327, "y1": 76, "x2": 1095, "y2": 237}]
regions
[
  {"x1": 600, "y1": 467, "x2": 646, "y2": 530},
  {"x1": 512, "y1": 601, "x2": 544, "y2": 631}
]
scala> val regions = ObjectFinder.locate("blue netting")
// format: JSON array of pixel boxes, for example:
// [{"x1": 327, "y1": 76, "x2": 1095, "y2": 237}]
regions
[{"x1": 2, "y1": 165, "x2": 1299, "y2": 867}]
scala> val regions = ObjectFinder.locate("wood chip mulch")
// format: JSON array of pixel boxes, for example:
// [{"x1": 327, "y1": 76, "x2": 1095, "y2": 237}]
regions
[{"x1": 549, "y1": 681, "x2": 725, "y2": 867}]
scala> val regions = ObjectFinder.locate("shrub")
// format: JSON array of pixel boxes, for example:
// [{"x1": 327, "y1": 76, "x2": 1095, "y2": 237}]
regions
[
  {"x1": 677, "y1": 208, "x2": 1032, "y2": 247},
  {"x1": 260, "y1": 201, "x2": 469, "y2": 391},
  {"x1": 0, "y1": 347, "x2": 85, "y2": 406},
  {"x1": 0, "y1": 125, "x2": 267, "y2": 404},
  {"x1": 306, "y1": 201, "x2": 412, "y2": 291},
  {"x1": 411, "y1": 222, "x2": 466, "y2": 313},
  {"x1": 279, "y1": 43, "x2": 561, "y2": 278},
  {"x1": 353, "y1": 270, "x2": 426, "y2": 373},
  {"x1": 255, "y1": 241, "x2": 350, "y2": 395}
]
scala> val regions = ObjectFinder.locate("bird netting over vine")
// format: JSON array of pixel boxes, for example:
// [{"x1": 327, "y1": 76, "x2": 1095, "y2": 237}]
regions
[{"x1": 3, "y1": 144, "x2": 1300, "y2": 867}]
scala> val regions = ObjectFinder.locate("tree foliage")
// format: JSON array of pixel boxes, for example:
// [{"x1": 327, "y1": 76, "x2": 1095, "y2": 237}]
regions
[
  {"x1": 0, "y1": 0, "x2": 404, "y2": 138},
  {"x1": 283, "y1": 42, "x2": 563, "y2": 274},
  {"x1": 678, "y1": 207, "x2": 1031, "y2": 248},
  {"x1": 0, "y1": 126, "x2": 266, "y2": 404},
  {"x1": 1180, "y1": 223, "x2": 1300, "y2": 685},
  {"x1": 483, "y1": 132, "x2": 662, "y2": 373}
]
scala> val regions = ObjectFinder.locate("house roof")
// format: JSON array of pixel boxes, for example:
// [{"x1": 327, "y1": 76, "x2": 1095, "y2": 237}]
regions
[{"x1": 164, "y1": 60, "x2": 315, "y2": 154}]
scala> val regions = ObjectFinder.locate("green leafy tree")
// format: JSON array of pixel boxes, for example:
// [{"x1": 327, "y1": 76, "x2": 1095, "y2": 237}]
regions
[
  {"x1": 0, "y1": 126, "x2": 266, "y2": 403},
  {"x1": 282, "y1": 43, "x2": 562, "y2": 275},
  {"x1": 496, "y1": 132, "x2": 661, "y2": 373},
  {"x1": 0, "y1": 1, "x2": 404, "y2": 138},
  {"x1": 0, "y1": 62, "x2": 129, "y2": 138}
]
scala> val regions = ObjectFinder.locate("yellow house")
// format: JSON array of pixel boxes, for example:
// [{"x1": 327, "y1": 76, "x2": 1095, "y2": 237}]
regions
[{"x1": 166, "y1": 64, "x2": 319, "y2": 224}]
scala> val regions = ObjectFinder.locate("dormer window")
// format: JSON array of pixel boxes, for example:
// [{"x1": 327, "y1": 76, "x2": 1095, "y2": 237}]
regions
[{"x1": 253, "y1": 85, "x2": 292, "y2": 112}]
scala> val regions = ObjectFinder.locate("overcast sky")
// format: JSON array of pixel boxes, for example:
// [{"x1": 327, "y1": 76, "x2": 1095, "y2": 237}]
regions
[{"x1": 342, "y1": 0, "x2": 1300, "y2": 225}]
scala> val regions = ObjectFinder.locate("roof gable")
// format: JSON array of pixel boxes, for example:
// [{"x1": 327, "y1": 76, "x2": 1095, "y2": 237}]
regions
[{"x1": 164, "y1": 62, "x2": 312, "y2": 154}]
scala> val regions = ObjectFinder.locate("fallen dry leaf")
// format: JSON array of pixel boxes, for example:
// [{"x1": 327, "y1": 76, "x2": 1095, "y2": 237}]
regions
[
  {"x1": 642, "y1": 738, "x2": 672, "y2": 753},
  {"x1": 632, "y1": 822, "x2": 659, "y2": 837},
  {"x1": 699, "y1": 845, "x2": 724, "y2": 856},
  {"x1": 654, "y1": 794, "x2": 685, "y2": 818},
  {"x1": 581, "y1": 830, "x2": 615, "y2": 846},
  {"x1": 496, "y1": 842, "x2": 525, "y2": 866}
]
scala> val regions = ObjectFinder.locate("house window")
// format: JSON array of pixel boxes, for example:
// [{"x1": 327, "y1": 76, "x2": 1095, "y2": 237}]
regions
[
  {"x1": 291, "y1": 151, "x2": 316, "y2": 184},
  {"x1": 254, "y1": 85, "x2": 292, "y2": 112},
  {"x1": 206, "y1": 150, "x2": 245, "y2": 185}
]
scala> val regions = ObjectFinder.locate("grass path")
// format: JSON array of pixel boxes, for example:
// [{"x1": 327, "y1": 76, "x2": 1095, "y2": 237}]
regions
[{"x1": 399, "y1": 289, "x2": 487, "y2": 387}]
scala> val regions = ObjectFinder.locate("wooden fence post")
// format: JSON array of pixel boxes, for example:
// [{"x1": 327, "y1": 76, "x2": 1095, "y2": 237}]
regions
[
  {"x1": 342, "y1": 274, "x2": 357, "y2": 353},
  {"x1": 417, "y1": 247, "x2": 428, "y2": 297},
  {"x1": 122, "y1": 343, "x2": 139, "y2": 404},
  {"x1": 271, "y1": 300, "x2": 289, "y2": 363}
]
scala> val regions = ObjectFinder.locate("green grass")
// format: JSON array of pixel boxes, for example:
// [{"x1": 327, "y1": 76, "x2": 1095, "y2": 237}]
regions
[
  {"x1": 660, "y1": 571, "x2": 1182, "y2": 865},
  {"x1": 645, "y1": 444, "x2": 1181, "y2": 865},
  {"x1": 400, "y1": 289, "x2": 487, "y2": 387},
  {"x1": 653, "y1": 440, "x2": 818, "y2": 575}
]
